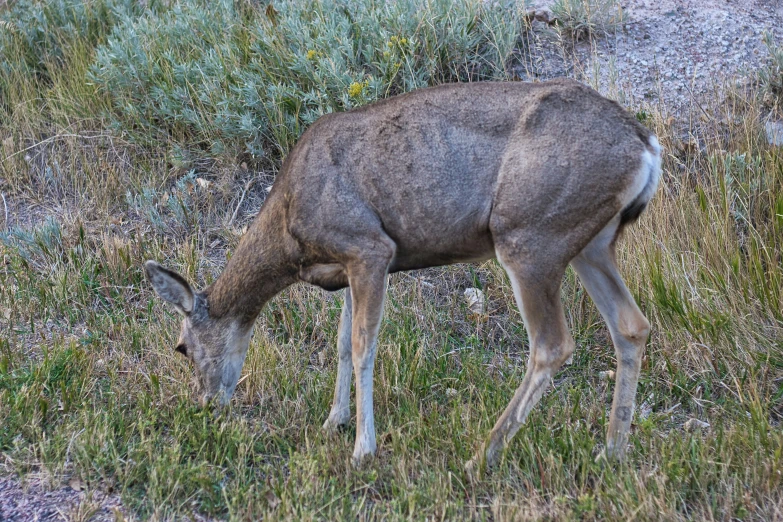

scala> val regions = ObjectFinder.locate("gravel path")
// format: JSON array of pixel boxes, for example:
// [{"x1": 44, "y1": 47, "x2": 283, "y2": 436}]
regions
[
  {"x1": 525, "y1": 0, "x2": 783, "y2": 114},
  {"x1": 2, "y1": 1, "x2": 782, "y2": 519}
]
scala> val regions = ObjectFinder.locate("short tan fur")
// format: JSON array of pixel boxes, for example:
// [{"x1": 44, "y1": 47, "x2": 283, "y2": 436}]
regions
[{"x1": 145, "y1": 78, "x2": 661, "y2": 468}]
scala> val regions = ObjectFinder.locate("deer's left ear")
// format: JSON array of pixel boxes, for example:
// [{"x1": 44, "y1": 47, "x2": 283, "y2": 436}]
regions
[{"x1": 144, "y1": 260, "x2": 195, "y2": 315}]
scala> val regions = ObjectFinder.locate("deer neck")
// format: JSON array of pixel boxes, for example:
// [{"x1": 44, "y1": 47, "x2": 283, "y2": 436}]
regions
[{"x1": 205, "y1": 190, "x2": 299, "y2": 324}]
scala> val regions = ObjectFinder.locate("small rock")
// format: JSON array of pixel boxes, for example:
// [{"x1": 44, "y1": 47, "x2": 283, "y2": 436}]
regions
[
  {"x1": 463, "y1": 288, "x2": 486, "y2": 315},
  {"x1": 766, "y1": 121, "x2": 783, "y2": 147},
  {"x1": 534, "y1": 8, "x2": 553, "y2": 24},
  {"x1": 265, "y1": 489, "x2": 280, "y2": 509},
  {"x1": 599, "y1": 370, "x2": 615, "y2": 381},
  {"x1": 638, "y1": 394, "x2": 654, "y2": 420},
  {"x1": 684, "y1": 418, "x2": 710, "y2": 431}
]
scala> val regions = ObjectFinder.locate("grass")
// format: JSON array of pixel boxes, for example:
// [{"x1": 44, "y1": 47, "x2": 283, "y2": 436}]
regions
[
  {"x1": 550, "y1": 0, "x2": 625, "y2": 41},
  {"x1": 1, "y1": 0, "x2": 782, "y2": 519},
  {"x1": 761, "y1": 32, "x2": 783, "y2": 111}
]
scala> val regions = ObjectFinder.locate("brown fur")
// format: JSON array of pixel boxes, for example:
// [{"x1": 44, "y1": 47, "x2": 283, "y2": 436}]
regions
[
  {"x1": 208, "y1": 80, "x2": 653, "y2": 312},
  {"x1": 146, "y1": 78, "x2": 661, "y2": 467}
]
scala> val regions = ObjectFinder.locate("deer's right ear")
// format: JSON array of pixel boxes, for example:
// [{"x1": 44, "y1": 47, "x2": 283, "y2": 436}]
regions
[{"x1": 144, "y1": 260, "x2": 194, "y2": 315}]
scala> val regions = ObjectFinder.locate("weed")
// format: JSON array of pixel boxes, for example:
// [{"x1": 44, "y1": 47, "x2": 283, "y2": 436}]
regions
[
  {"x1": 760, "y1": 32, "x2": 783, "y2": 109},
  {"x1": 550, "y1": 0, "x2": 625, "y2": 41}
]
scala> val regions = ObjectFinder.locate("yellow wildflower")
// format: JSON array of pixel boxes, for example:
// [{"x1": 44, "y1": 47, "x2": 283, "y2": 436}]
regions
[
  {"x1": 348, "y1": 81, "x2": 364, "y2": 98},
  {"x1": 399, "y1": 37, "x2": 408, "y2": 46},
  {"x1": 306, "y1": 49, "x2": 317, "y2": 60}
]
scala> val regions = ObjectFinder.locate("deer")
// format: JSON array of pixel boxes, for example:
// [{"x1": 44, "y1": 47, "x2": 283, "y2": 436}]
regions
[{"x1": 144, "y1": 78, "x2": 661, "y2": 471}]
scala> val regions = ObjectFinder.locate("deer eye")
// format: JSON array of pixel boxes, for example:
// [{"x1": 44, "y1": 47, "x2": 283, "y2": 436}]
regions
[{"x1": 175, "y1": 343, "x2": 188, "y2": 357}]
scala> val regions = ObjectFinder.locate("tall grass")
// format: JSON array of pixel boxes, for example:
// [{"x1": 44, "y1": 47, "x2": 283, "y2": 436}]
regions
[
  {"x1": 550, "y1": 0, "x2": 625, "y2": 40},
  {"x1": 0, "y1": 1, "x2": 781, "y2": 519},
  {"x1": 0, "y1": 0, "x2": 145, "y2": 122},
  {"x1": 760, "y1": 32, "x2": 783, "y2": 109}
]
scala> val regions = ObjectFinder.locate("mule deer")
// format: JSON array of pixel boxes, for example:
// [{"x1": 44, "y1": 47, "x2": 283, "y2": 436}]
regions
[{"x1": 145, "y1": 78, "x2": 661, "y2": 469}]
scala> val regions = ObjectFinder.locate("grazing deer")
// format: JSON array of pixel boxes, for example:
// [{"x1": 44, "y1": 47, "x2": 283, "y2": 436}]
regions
[{"x1": 145, "y1": 78, "x2": 661, "y2": 469}]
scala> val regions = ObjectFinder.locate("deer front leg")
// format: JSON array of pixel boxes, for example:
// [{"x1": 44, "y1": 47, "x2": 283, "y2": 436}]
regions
[
  {"x1": 347, "y1": 257, "x2": 391, "y2": 465},
  {"x1": 323, "y1": 289, "x2": 353, "y2": 432}
]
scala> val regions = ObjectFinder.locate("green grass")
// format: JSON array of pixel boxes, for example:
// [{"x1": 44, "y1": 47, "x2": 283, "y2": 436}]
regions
[{"x1": 1, "y1": 0, "x2": 782, "y2": 519}]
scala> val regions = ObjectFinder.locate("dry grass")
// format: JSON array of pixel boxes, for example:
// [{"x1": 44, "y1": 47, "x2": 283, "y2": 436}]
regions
[{"x1": 550, "y1": 0, "x2": 626, "y2": 41}]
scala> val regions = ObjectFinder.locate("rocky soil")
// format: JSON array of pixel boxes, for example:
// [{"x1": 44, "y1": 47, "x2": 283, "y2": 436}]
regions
[
  {"x1": 0, "y1": 475, "x2": 126, "y2": 521},
  {"x1": 525, "y1": 0, "x2": 783, "y2": 115}
]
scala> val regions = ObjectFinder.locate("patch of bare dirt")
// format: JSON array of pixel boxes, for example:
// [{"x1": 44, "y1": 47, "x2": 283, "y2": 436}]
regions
[{"x1": 0, "y1": 476, "x2": 127, "y2": 521}]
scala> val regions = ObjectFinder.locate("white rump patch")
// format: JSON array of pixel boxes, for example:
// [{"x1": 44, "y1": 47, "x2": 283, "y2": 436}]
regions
[{"x1": 617, "y1": 135, "x2": 662, "y2": 210}]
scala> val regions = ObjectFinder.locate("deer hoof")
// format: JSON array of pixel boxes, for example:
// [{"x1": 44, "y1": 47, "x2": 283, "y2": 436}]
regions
[
  {"x1": 322, "y1": 411, "x2": 350, "y2": 433},
  {"x1": 351, "y1": 438, "x2": 377, "y2": 467}
]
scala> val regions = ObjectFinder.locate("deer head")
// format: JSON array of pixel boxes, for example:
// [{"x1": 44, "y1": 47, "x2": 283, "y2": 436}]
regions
[{"x1": 143, "y1": 260, "x2": 254, "y2": 407}]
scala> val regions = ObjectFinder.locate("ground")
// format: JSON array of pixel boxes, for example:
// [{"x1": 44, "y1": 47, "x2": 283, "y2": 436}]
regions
[
  {"x1": 525, "y1": 0, "x2": 783, "y2": 111},
  {"x1": 0, "y1": 0, "x2": 782, "y2": 520}
]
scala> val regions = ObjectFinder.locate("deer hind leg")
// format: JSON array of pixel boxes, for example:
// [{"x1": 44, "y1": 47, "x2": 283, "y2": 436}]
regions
[
  {"x1": 346, "y1": 246, "x2": 394, "y2": 464},
  {"x1": 323, "y1": 289, "x2": 353, "y2": 432},
  {"x1": 470, "y1": 247, "x2": 575, "y2": 471},
  {"x1": 570, "y1": 220, "x2": 650, "y2": 460}
]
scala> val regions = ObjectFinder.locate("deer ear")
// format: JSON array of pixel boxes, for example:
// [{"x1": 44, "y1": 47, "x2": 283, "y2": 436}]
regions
[{"x1": 144, "y1": 260, "x2": 194, "y2": 315}]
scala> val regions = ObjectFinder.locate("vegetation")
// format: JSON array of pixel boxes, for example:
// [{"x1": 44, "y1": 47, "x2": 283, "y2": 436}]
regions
[
  {"x1": 549, "y1": 0, "x2": 625, "y2": 41},
  {"x1": 761, "y1": 32, "x2": 783, "y2": 109},
  {"x1": 1, "y1": 0, "x2": 781, "y2": 519}
]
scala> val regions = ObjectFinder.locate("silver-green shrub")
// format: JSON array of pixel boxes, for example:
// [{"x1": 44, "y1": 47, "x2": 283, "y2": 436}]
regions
[
  {"x1": 90, "y1": 0, "x2": 528, "y2": 161},
  {"x1": 90, "y1": 0, "x2": 248, "y2": 155}
]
